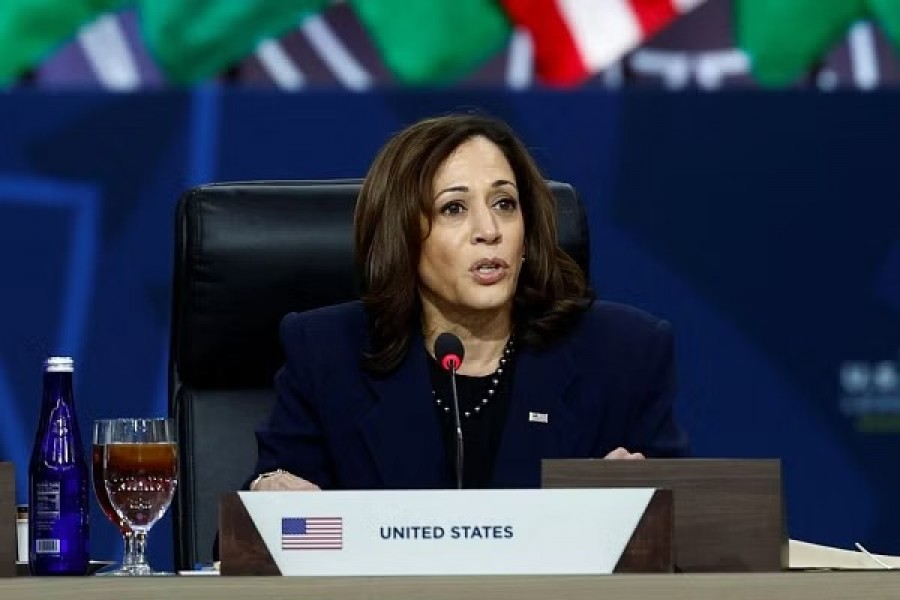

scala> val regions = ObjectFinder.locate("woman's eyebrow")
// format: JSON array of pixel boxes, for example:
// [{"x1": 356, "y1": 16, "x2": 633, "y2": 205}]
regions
[
  {"x1": 492, "y1": 179, "x2": 517, "y2": 189},
  {"x1": 434, "y1": 185, "x2": 468, "y2": 199}
]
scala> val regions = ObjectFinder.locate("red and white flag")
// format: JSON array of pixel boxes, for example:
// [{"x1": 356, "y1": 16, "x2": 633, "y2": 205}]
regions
[{"x1": 501, "y1": 0, "x2": 707, "y2": 85}]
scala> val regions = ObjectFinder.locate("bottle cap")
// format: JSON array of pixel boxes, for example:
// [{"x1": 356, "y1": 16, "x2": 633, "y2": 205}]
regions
[{"x1": 44, "y1": 356, "x2": 74, "y2": 372}]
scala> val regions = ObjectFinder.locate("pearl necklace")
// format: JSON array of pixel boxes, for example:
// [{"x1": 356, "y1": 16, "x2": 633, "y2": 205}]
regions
[{"x1": 433, "y1": 337, "x2": 515, "y2": 419}]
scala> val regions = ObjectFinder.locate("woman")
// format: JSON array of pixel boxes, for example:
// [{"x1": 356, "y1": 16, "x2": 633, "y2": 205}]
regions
[{"x1": 249, "y1": 114, "x2": 689, "y2": 492}]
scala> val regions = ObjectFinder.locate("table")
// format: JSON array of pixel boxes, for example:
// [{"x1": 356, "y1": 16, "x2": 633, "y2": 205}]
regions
[{"x1": 3, "y1": 572, "x2": 900, "y2": 600}]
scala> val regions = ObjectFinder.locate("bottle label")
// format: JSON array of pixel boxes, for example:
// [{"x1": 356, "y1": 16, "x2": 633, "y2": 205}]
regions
[
  {"x1": 34, "y1": 481, "x2": 61, "y2": 521},
  {"x1": 32, "y1": 480, "x2": 63, "y2": 556},
  {"x1": 35, "y1": 539, "x2": 61, "y2": 554},
  {"x1": 30, "y1": 477, "x2": 89, "y2": 568}
]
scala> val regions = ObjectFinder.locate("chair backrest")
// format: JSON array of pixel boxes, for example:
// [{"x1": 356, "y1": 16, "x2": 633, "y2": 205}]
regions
[{"x1": 168, "y1": 179, "x2": 590, "y2": 569}]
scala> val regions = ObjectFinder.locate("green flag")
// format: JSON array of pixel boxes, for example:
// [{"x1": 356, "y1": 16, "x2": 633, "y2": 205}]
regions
[
  {"x1": 869, "y1": 0, "x2": 900, "y2": 43},
  {"x1": 0, "y1": 0, "x2": 126, "y2": 83},
  {"x1": 138, "y1": 0, "x2": 328, "y2": 84},
  {"x1": 736, "y1": 0, "x2": 900, "y2": 86},
  {"x1": 350, "y1": 0, "x2": 511, "y2": 85}
]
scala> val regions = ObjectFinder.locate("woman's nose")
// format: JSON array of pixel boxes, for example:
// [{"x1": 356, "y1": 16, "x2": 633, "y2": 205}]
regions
[{"x1": 471, "y1": 208, "x2": 501, "y2": 244}]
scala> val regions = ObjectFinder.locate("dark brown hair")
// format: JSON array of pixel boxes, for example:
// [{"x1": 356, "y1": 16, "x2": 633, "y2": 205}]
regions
[{"x1": 354, "y1": 114, "x2": 593, "y2": 374}]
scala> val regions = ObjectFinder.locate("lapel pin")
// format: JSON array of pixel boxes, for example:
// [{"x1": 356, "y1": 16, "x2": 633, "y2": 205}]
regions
[{"x1": 528, "y1": 411, "x2": 549, "y2": 424}]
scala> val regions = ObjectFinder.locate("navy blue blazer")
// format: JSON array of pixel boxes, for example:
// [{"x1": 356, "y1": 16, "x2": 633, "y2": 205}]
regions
[{"x1": 252, "y1": 300, "x2": 689, "y2": 490}]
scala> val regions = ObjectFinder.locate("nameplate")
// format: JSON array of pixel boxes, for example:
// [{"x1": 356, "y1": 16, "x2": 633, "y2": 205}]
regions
[{"x1": 219, "y1": 488, "x2": 672, "y2": 576}]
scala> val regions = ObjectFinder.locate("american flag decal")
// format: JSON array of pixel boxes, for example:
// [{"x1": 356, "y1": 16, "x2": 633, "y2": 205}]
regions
[{"x1": 281, "y1": 517, "x2": 343, "y2": 550}]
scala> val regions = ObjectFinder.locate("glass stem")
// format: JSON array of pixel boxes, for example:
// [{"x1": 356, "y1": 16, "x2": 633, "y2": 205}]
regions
[
  {"x1": 131, "y1": 530, "x2": 149, "y2": 570},
  {"x1": 122, "y1": 530, "x2": 136, "y2": 567}
]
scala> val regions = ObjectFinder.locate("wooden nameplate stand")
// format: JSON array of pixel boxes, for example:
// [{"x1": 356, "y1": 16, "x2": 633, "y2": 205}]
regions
[
  {"x1": 0, "y1": 462, "x2": 14, "y2": 577},
  {"x1": 543, "y1": 458, "x2": 787, "y2": 572}
]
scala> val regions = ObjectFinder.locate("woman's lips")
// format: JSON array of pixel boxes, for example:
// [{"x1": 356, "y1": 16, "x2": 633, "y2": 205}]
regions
[{"x1": 469, "y1": 258, "x2": 510, "y2": 285}]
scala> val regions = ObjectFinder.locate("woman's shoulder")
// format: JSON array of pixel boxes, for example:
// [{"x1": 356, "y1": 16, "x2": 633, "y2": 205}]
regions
[
  {"x1": 552, "y1": 301, "x2": 674, "y2": 384},
  {"x1": 280, "y1": 300, "x2": 368, "y2": 346},
  {"x1": 583, "y1": 300, "x2": 669, "y2": 328},
  {"x1": 570, "y1": 300, "x2": 672, "y2": 350}
]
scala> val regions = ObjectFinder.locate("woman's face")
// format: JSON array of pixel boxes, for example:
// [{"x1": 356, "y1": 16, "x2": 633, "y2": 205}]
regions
[{"x1": 418, "y1": 136, "x2": 526, "y2": 320}]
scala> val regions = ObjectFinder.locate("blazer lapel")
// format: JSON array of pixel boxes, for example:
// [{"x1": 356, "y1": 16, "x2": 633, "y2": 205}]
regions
[
  {"x1": 491, "y1": 339, "x2": 579, "y2": 488},
  {"x1": 358, "y1": 333, "x2": 450, "y2": 489}
]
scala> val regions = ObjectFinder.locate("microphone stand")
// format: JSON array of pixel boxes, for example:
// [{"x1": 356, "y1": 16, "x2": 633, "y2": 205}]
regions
[{"x1": 449, "y1": 365, "x2": 464, "y2": 489}]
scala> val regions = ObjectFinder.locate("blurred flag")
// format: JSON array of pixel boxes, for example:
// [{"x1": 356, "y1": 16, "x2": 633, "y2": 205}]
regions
[
  {"x1": 350, "y1": 0, "x2": 511, "y2": 84},
  {"x1": 500, "y1": 0, "x2": 707, "y2": 85},
  {"x1": 871, "y1": 0, "x2": 900, "y2": 44},
  {"x1": 736, "y1": 0, "x2": 900, "y2": 86},
  {"x1": 736, "y1": 0, "x2": 864, "y2": 86},
  {"x1": 138, "y1": 0, "x2": 329, "y2": 84},
  {"x1": 0, "y1": 0, "x2": 126, "y2": 83}
]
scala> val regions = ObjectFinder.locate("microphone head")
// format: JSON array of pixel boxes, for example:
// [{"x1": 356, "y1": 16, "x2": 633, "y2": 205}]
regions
[{"x1": 434, "y1": 332, "x2": 464, "y2": 372}]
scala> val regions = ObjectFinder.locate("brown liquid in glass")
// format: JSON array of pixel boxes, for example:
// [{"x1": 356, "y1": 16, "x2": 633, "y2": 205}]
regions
[{"x1": 104, "y1": 443, "x2": 177, "y2": 529}]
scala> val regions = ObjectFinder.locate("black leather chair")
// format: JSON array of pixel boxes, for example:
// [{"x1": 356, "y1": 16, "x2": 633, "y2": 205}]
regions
[{"x1": 168, "y1": 179, "x2": 590, "y2": 570}]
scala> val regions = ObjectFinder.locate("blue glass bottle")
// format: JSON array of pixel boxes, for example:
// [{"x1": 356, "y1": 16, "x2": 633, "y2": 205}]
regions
[{"x1": 28, "y1": 356, "x2": 89, "y2": 575}]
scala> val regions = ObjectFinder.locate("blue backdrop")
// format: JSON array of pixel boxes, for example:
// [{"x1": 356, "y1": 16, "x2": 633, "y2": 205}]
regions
[{"x1": 1, "y1": 89, "x2": 898, "y2": 569}]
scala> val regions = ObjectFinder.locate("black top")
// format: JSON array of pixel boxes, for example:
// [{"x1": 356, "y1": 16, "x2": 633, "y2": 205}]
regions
[{"x1": 427, "y1": 350, "x2": 516, "y2": 488}]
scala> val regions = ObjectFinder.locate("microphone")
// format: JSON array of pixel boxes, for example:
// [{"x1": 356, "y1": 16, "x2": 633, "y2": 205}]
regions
[{"x1": 434, "y1": 332, "x2": 465, "y2": 489}]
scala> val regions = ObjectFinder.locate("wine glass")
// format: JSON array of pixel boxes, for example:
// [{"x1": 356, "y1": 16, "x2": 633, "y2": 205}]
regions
[
  {"x1": 92, "y1": 419, "x2": 136, "y2": 576},
  {"x1": 103, "y1": 418, "x2": 178, "y2": 576}
]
